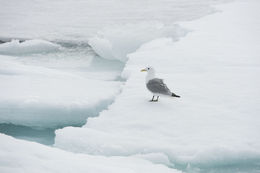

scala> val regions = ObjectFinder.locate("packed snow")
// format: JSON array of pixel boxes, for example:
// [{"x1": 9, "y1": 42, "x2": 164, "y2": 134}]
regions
[{"x1": 55, "y1": 1, "x2": 260, "y2": 172}]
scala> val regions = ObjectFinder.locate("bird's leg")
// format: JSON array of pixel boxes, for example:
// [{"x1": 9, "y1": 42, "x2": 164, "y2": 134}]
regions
[
  {"x1": 150, "y1": 96, "x2": 155, "y2": 102},
  {"x1": 155, "y1": 96, "x2": 159, "y2": 102}
]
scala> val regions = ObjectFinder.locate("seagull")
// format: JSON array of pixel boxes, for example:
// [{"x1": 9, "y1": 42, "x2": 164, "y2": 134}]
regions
[{"x1": 141, "y1": 67, "x2": 180, "y2": 102}]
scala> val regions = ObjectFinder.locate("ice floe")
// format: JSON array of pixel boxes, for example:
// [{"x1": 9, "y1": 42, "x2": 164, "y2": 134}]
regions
[
  {"x1": 0, "y1": 134, "x2": 181, "y2": 173},
  {"x1": 0, "y1": 39, "x2": 60, "y2": 55},
  {"x1": 0, "y1": 56, "x2": 121, "y2": 128},
  {"x1": 55, "y1": 1, "x2": 260, "y2": 172}
]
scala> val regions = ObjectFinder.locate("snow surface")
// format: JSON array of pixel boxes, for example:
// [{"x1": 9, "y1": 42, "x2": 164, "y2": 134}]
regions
[
  {"x1": 0, "y1": 134, "x2": 181, "y2": 173},
  {"x1": 55, "y1": 0, "x2": 260, "y2": 172}
]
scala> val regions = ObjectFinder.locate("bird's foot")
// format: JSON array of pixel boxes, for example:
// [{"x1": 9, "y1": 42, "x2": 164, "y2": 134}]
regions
[
  {"x1": 149, "y1": 96, "x2": 159, "y2": 102},
  {"x1": 149, "y1": 99, "x2": 158, "y2": 102}
]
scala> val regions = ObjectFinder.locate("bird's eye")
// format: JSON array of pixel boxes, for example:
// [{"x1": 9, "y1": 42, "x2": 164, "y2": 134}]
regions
[{"x1": 148, "y1": 68, "x2": 150, "y2": 70}]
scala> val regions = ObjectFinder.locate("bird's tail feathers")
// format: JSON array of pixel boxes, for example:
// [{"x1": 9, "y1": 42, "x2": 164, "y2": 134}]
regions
[{"x1": 171, "y1": 93, "x2": 180, "y2": 98}]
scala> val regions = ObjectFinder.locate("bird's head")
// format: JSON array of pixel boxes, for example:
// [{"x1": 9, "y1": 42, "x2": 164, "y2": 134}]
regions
[
  {"x1": 141, "y1": 67, "x2": 154, "y2": 72},
  {"x1": 141, "y1": 66, "x2": 156, "y2": 82}
]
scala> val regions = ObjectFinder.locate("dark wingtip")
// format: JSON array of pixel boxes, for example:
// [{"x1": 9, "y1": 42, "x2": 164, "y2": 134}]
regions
[{"x1": 172, "y1": 93, "x2": 180, "y2": 98}]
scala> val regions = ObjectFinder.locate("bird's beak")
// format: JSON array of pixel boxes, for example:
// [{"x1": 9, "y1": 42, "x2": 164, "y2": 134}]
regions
[{"x1": 141, "y1": 69, "x2": 147, "y2": 72}]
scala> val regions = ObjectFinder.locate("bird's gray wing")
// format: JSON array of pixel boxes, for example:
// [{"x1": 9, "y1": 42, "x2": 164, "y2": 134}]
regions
[{"x1": 146, "y1": 78, "x2": 171, "y2": 95}]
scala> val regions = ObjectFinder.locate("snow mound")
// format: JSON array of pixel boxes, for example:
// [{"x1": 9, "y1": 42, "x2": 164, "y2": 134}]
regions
[
  {"x1": 0, "y1": 39, "x2": 60, "y2": 55},
  {"x1": 55, "y1": 1, "x2": 260, "y2": 172},
  {"x1": 0, "y1": 134, "x2": 181, "y2": 173},
  {"x1": 88, "y1": 23, "x2": 186, "y2": 62}
]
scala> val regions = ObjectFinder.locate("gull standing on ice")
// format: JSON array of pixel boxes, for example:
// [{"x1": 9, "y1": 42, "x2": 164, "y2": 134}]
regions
[{"x1": 141, "y1": 67, "x2": 180, "y2": 102}]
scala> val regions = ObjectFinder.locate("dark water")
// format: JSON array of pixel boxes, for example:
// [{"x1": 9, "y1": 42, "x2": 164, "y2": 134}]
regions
[{"x1": 0, "y1": 123, "x2": 55, "y2": 145}]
